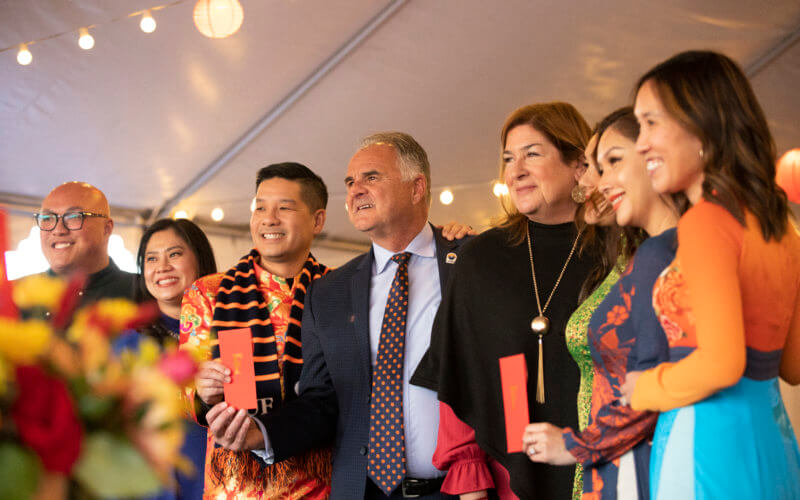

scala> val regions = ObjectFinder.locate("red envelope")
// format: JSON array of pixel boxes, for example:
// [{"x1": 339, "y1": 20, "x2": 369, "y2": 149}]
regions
[
  {"x1": 499, "y1": 353, "x2": 529, "y2": 453},
  {"x1": 218, "y1": 327, "x2": 257, "y2": 410}
]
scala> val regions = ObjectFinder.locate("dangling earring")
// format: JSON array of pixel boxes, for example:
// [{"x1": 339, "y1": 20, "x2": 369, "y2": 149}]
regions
[{"x1": 571, "y1": 185, "x2": 586, "y2": 204}]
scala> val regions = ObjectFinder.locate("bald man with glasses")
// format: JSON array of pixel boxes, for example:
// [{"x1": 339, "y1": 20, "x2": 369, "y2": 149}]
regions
[{"x1": 32, "y1": 181, "x2": 135, "y2": 306}]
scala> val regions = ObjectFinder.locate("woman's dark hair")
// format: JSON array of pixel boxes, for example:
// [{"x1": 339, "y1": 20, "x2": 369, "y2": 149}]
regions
[
  {"x1": 135, "y1": 218, "x2": 217, "y2": 342},
  {"x1": 575, "y1": 108, "x2": 648, "y2": 302},
  {"x1": 636, "y1": 50, "x2": 789, "y2": 240}
]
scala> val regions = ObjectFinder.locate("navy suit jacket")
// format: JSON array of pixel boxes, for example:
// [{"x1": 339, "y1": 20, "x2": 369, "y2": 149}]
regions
[{"x1": 258, "y1": 224, "x2": 470, "y2": 499}]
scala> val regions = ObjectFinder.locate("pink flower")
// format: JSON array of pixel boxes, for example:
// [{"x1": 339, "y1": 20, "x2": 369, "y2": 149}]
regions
[{"x1": 157, "y1": 350, "x2": 197, "y2": 385}]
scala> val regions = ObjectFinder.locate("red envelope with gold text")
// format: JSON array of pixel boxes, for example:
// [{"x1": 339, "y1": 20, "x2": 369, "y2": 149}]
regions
[
  {"x1": 499, "y1": 353, "x2": 529, "y2": 453},
  {"x1": 218, "y1": 327, "x2": 257, "y2": 410}
]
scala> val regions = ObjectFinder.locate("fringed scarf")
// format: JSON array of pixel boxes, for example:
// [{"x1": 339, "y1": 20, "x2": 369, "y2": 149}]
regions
[{"x1": 207, "y1": 250, "x2": 332, "y2": 494}]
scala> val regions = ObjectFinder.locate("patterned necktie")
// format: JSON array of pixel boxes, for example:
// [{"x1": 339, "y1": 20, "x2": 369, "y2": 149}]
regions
[{"x1": 368, "y1": 252, "x2": 412, "y2": 495}]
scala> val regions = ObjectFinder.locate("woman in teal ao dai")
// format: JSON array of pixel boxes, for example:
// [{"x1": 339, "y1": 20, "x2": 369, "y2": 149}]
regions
[{"x1": 622, "y1": 51, "x2": 800, "y2": 500}]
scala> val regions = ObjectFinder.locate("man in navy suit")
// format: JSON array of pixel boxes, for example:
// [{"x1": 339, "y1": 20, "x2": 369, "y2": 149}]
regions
[{"x1": 206, "y1": 132, "x2": 469, "y2": 499}]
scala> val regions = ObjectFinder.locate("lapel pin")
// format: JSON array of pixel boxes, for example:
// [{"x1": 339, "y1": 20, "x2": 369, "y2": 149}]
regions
[{"x1": 446, "y1": 252, "x2": 457, "y2": 264}]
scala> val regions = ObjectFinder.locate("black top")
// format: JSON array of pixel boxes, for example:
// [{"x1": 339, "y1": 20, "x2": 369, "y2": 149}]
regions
[
  {"x1": 412, "y1": 220, "x2": 597, "y2": 499},
  {"x1": 46, "y1": 259, "x2": 136, "y2": 307}
]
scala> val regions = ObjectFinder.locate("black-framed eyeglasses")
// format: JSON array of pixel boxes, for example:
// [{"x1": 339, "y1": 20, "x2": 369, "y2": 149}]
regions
[{"x1": 33, "y1": 211, "x2": 108, "y2": 231}]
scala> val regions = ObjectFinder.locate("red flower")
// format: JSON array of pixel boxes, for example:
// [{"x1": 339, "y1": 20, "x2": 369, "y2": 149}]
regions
[
  {"x1": 51, "y1": 273, "x2": 87, "y2": 329},
  {"x1": 11, "y1": 365, "x2": 83, "y2": 474}
]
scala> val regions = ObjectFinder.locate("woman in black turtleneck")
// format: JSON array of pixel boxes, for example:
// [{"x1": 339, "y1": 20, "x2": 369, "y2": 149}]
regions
[{"x1": 412, "y1": 102, "x2": 603, "y2": 499}]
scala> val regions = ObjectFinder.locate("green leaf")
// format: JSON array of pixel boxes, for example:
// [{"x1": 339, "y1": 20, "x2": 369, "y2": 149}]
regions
[
  {"x1": 77, "y1": 393, "x2": 116, "y2": 422},
  {"x1": 132, "y1": 401, "x2": 151, "y2": 424},
  {"x1": 72, "y1": 432, "x2": 162, "y2": 498},
  {"x1": 0, "y1": 443, "x2": 41, "y2": 500}
]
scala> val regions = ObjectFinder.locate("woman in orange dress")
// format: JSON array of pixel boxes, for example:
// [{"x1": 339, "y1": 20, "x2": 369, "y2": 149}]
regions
[{"x1": 620, "y1": 50, "x2": 800, "y2": 499}]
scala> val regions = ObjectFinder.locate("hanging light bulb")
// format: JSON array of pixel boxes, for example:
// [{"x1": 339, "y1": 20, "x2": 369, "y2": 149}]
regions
[
  {"x1": 174, "y1": 210, "x2": 189, "y2": 219},
  {"x1": 250, "y1": 198, "x2": 257, "y2": 213},
  {"x1": 211, "y1": 207, "x2": 224, "y2": 221},
  {"x1": 140, "y1": 10, "x2": 157, "y2": 33},
  {"x1": 17, "y1": 44, "x2": 32, "y2": 66},
  {"x1": 493, "y1": 182, "x2": 508, "y2": 197},
  {"x1": 193, "y1": 0, "x2": 244, "y2": 39},
  {"x1": 78, "y1": 28, "x2": 95, "y2": 50},
  {"x1": 439, "y1": 189, "x2": 454, "y2": 205}
]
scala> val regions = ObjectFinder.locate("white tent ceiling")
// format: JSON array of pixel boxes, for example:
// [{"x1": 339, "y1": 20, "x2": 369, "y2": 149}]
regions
[{"x1": 2, "y1": 0, "x2": 799, "y2": 247}]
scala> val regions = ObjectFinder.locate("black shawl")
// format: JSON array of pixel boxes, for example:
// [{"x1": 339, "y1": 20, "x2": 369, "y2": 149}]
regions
[{"x1": 413, "y1": 221, "x2": 597, "y2": 499}]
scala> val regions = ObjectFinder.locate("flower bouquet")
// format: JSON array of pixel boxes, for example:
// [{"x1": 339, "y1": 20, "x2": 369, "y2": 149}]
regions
[{"x1": 0, "y1": 272, "x2": 199, "y2": 499}]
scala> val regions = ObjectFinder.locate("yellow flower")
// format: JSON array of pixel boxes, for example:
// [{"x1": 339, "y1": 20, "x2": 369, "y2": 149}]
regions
[
  {"x1": 0, "y1": 318, "x2": 52, "y2": 364},
  {"x1": 46, "y1": 337, "x2": 81, "y2": 378},
  {"x1": 67, "y1": 298, "x2": 141, "y2": 342},
  {"x1": 12, "y1": 274, "x2": 66, "y2": 310},
  {"x1": 0, "y1": 356, "x2": 8, "y2": 396},
  {"x1": 94, "y1": 299, "x2": 141, "y2": 330},
  {"x1": 136, "y1": 338, "x2": 161, "y2": 367},
  {"x1": 125, "y1": 367, "x2": 186, "y2": 481},
  {"x1": 79, "y1": 330, "x2": 111, "y2": 377},
  {"x1": 92, "y1": 358, "x2": 129, "y2": 397},
  {"x1": 180, "y1": 340, "x2": 210, "y2": 364}
]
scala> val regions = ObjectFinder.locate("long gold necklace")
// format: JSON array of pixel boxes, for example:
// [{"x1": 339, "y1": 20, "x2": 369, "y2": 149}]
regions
[{"x1": 526, "y1": 223, "x2": 582, "y2": 403}]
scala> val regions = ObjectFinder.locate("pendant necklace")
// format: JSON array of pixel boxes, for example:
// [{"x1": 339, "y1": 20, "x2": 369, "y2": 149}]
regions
[{"x1": 526, "y1": 223, "x2": 582, "y2": 403}]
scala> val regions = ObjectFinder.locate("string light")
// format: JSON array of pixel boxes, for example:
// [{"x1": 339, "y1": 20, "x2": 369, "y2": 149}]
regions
[
  {"x1": 439, "y1": 189, "x2": 454, "y2": 205},
  {"x1": 17, "y1": 44, "x2": 32, "y2": 65},
  {"x1": 174, "y1": 210, "x2": 189, "y2": 219},
  {"x1": 211, "y1": 207, "x2": 224, "y2": 221},
  {"x1": 140, "y1": 11, "x2": 157, "y2": 33},
  {"x1": 493, "y1": 182, "x2": 508, "y2": 197},
  {"x1": 0, "y1": 0, "x2": 188, "y2": 65},
  {"x1": 78, "y1": 28, "x2": 95, "y2": 50}
]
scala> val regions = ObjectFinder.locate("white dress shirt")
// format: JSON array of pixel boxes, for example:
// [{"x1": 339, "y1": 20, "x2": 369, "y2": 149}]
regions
[{"x1": 369, "y1": 223, "x2": 443, "y2": 479}]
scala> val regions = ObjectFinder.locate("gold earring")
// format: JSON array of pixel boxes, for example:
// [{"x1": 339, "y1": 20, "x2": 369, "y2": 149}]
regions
[
  {"x1": 571, "y1": 185, "x2": 586, "y2": 204},
  {"x1": 699, "y1": 149, "x2": 704, "y2": 159}
]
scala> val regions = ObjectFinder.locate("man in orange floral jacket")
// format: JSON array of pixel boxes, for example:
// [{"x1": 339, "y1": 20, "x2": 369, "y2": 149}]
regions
[{"x1": 179, "y1": 163, "x2": 332, "y2": 499}]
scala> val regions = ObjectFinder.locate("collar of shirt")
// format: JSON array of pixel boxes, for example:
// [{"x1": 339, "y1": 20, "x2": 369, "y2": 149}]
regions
[
  {"x1": 252, "y1": 259, "x2": 293, "y2": 301},
  {"x1": 371, "y1": 223, "x2": 435, "y2": 275}
]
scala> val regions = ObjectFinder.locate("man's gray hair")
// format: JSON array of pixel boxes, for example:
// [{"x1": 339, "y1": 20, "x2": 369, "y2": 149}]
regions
[{"x1": 360, "y1": 131, "x2": 431, "y2": 203}]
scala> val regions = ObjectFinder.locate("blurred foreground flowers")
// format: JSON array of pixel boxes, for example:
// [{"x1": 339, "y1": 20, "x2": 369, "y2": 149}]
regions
[{"x1": 0, "y1": 273, "x2": 199, "y2": 499}]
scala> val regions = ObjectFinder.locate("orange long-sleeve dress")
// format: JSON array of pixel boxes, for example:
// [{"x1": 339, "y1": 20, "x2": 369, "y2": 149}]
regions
[{"x1": 631, "y1": 200, "x2": 800, "y2": 499}]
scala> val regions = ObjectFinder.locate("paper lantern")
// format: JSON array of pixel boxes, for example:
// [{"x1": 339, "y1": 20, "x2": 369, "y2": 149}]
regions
[
  {"x1": 776, "y1": 148, "x2": 800, "y2": 203},
  {"x1": 193, "y1": 0, "x2": 244, "y2": 39}
]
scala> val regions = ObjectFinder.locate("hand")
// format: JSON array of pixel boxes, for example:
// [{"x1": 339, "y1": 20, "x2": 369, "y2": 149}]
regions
[
  {"x1": 521, "y1": 422, "x2": 576, "y2": 465},
  {"x1": 439, "y1": 220, "x2": 478, "y2": 240},
  {"x1": 195, "y1": 361, "x2": 230, "y2": 405},
  {"x1": 620, "y1": 371, "x2": 642, "y2": 406},
  {"x1": 206, "y1": 402, "x2": 264, "y2": 451}
]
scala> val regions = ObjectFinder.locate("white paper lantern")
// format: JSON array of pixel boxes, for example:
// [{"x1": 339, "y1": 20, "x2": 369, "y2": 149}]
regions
[{"x1": 193, "y1": 0, "x2": 244, "y2": 39}]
